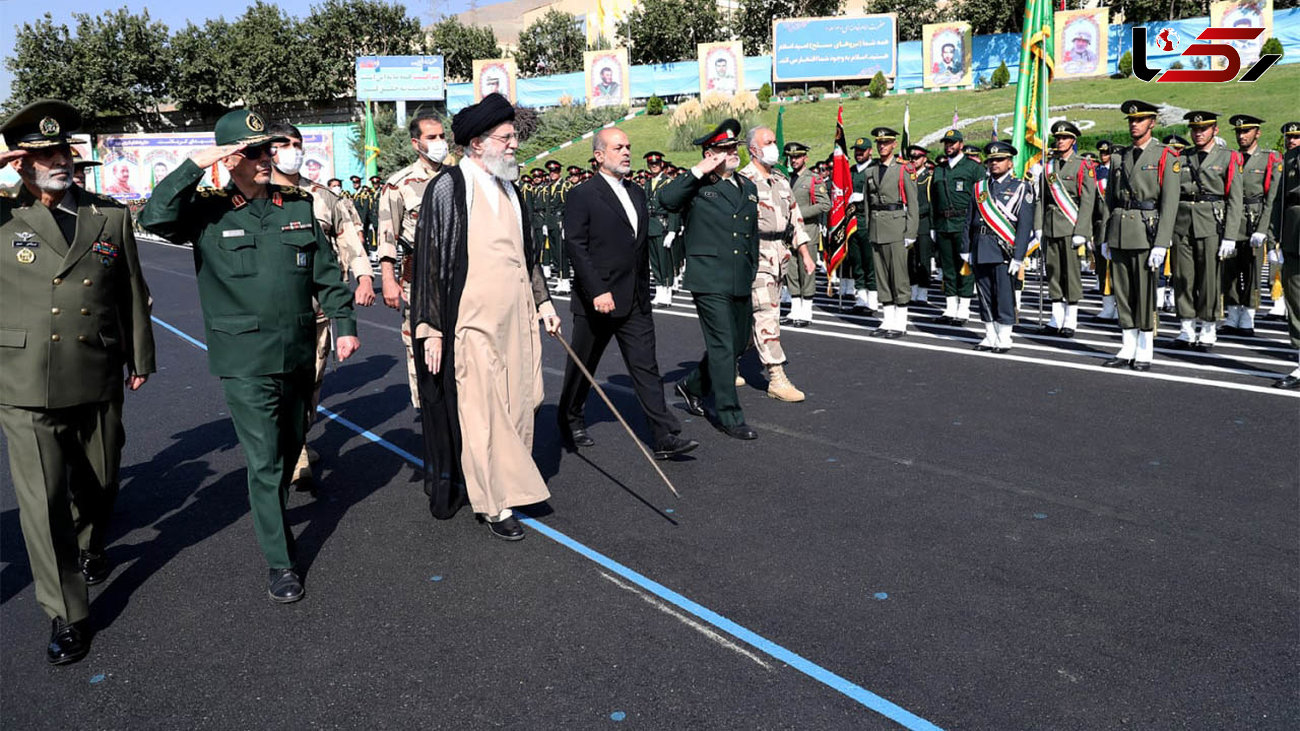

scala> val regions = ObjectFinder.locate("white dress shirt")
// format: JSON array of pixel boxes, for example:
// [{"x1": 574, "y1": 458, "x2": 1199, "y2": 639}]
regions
[{"x1": 599, "y1": 169, "x2": 638, "y2": 233}]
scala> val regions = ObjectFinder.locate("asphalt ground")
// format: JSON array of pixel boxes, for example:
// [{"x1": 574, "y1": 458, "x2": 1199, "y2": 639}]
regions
[{"x1": 2, "y1": 238, "x2": 1297, "y2": 730}]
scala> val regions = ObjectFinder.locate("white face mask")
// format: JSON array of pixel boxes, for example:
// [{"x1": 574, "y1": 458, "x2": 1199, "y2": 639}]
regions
[
  {"x1": 423, "y1": 139, "x2": 449, "y2": 163},
  {"x1": 329, "y1": 185, "x2": 343, "y2": 194},
  {"x1": 759, "y1": 144, "x2": 780, "y2": 166},
  {"x1": 273, "y1": 147, "x2": 303, "y2": 175}
]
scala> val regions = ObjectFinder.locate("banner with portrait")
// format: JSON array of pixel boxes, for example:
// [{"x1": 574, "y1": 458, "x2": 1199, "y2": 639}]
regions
[
  {"x1": 473, "y1": 59, "x2": 518, "y2": 103},
  {"x1": 922, "y1": 22, "x2": 972, "y2": 88},
  {"x1": 699, "y1": 41, "x2": 744, "y2": 98},
  {"x1": 1211, "y1": 0, "x2": 1273, "y2": 69},
  {"x1": 585, "y1": 48, "x2": 630, "y2": 110},
  {"x1": 1054, "y1": 9, "x2": 1108, "y2": 79}
]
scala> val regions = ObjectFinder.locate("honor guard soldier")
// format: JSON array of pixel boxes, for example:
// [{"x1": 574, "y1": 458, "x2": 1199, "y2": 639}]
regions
[
  {"x1": 139, "y1": 109, "x2": 360, "y2": 603},
  {"x1": 786, "y1": 141, "x2": 829, "y2": 326},
  {"x1": 907, "y1": 143, "x2": 935, "y2": 304},
  {"x1": 644, "y1": 150, "x2": 679, "y2": 307},
  {"x1": 961, "y1": 142, "x2": 1035, "y2": 352},
  {"x1": 378, "y1": 112, "x2": 448, "y2": 410},
  {"x1": 863, "y1": 126, "x2": 920, "y2": 337},
  {"x1": 845, "y1": 137, "x2": 877, "y2": 312},
  {"x1": 661, "y1": 119, "x2": 761, "y2": 440},
  {"x1": 0, "y1": 100, "x2": 156, "y2": 665},
  {"x1": 1093, "y1": 140, "x2": 1119, "y2": 319},
  {"x1": 930, "y1": 128, "x2": 985, "y2": 324},
  {"x1": 1040, "y1": 120, "x2": 1098, "y2": 337},
  {"x1": 551, "y1": 164, "x2": 577, "y2": 293},
  {"x1": 526, "y1": 167, "x2": 549, "y2": 275},
  {"x1": 1265, "y1": 124, "x2": 1300, "y2": 320},
  {"x1": 1170, "y1": 111, "x2": 1244, "y2": 350},
  {"x1": 1100, "y1": 100, "x2": 1181, "y2": 371},
  {"x1": 964, "y1": 145, "x2": 982, "y2": 164},
  {"x1": 1223, "y1": 114, "x2": 1282, "y2": 336},
  {"x1": 1269, "y1": 123, "x2": 1300, "y2": 388},
  {"x1": 539, "y1": 160, "x2": 563, "y2": 274},
  {"x1": 268, "y1": 122, "x2": 376, "y2": 488}
]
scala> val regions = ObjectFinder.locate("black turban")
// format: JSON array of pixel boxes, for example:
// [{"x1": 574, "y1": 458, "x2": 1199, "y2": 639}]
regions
[{"x1": 452, "y1": 93, "x2": 516, "y2": 146}]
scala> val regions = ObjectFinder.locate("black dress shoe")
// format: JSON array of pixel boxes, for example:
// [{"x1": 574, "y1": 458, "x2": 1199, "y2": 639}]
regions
[
  {"x1": 1170, "y1": 339, "x2": 1191, "y2": 350},
  {"x1": 1131, "y1": 361, "x2": 1152, "y2": 372},
  {"x1": 268, "y1": 568, "x2": 304, "y2": 604},
  {"x1": 779, "y1": 316, "x2": 793, "y2": 326},
  {"x1": 973, "y1": 343, "x2": 992, "y2": 351},
  {"x1": 884, "y1": 330, "x2": 905, "y2": 339},
  {"x1": 570, "y1": 428, "x2": 595, "y2": 448},
  {"x1": 1101, "y1": 357, "x2": 1132, "y2": 368},
  {"x1": 992, "y1": 346, "x2": 1010, "y2": 353},
  {"x1": 1239, "y1": 328, "x2": 1255, "y2": 337},
  {"x1": 487, "y1": 515, "x2": 525, "y2": 541},
  {"x1": 47, "y1": 618, "x2": 89, "y2": 665},
  {"x1": 1274, "y1": 375, "x2": 1300, "y2": 390},
  {"x1": 1060, "y1": 328, "x2": 1075, "y2": 338},
  {"x1": 675, "y1": 381, "x2": 705, "y2": 416},
  {"x1": 653, "y1": 435, "x2": 699, "y2": 460},
  {"x1": 1039, "y1": 325, "x2": 1062, "y2": 336},
  {"x1": 1194, "y1": 342, "x2": 1214, "y2": 352},
  {"x1": 79, "y1": 551, "x2": 112, "y2": 586},
  {"x1": 720, "y1": 423, "x2": 758, "y2": 440},
  {"x1": 870, "y1": 327, "x2": 889, "y2": 337},
  {"x1": 793, "y1": 320, "x2": 809, "y2": 328},
  {"x1": 933, "y1": 315, "x2": 952, "y2": 324}
]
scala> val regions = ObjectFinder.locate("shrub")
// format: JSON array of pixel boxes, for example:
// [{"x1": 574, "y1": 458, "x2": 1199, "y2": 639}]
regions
[
  {"x1": 758, "y1": 83, "x2": 772, "y2": 110},
  {"x1": 991, "y1": 61, "x2": 1010, "y2": 89},
  {"x1": 868, "y1": 71, "x2": 888, "y2": 99},
  {"x1": 1118, "y1": 51, "x2": 1133, "y2": 78},
  {"x1": 666, "y1": 94, "x2": 760, "y2": 151},
  {"x1": 1261, "y1": 37, "x2": 1284, "y2": 60},
  {"x1": 646, "y1": 95, "x2": 664, "y2": 116},
  {"x1": 840, "y1": 84, "x2": 859, "y2": 97}
]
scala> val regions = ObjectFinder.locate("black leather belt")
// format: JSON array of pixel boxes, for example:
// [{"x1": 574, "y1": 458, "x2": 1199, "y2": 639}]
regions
[
  {"x1": 758, "y1": 232, "x2": 787, "y2": 241},
  {"x1": 1180, "y1": 193, "x2": 1224, "y2": 202},
  {"x1": 1243, "y1": 195, "x2": 1264, "y2": 205},
  {"x1": 874, "y1": 203, "x2": 904, "y2": 211},
  {"x1": 938, "y1": 208, "x2": 963, "y2": 218},
  {"x1": 1119, "y1": 200, "x2": 1157, "y2": 210}
]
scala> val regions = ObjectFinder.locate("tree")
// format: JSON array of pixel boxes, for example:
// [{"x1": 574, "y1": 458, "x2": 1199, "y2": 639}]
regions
[
  {"x1": 991, "y1": 61, "x2": 1010, "y2": 89},
  {"x1": 616, "y1": 0, "x2": 728, "y2": 65},
  {"x1": 69, "y1": 9, "x2": 173, "y2": 122},
  {"x1": 515, "y1": 10, "x2": 585, "y2": 77},
  {"x1": 860, "y1": 0, "x2": 934, "y2": 42},
  {"x1": 171, "y1": 20, "x2": 239, "y2": 115},
  {"x1": 303, "y1": 0, "x2": 425, "y2": 100},
  {"x1": 225, "y1": 2, "x2": 312, "y2": 106},
  {"x1": 4, "y1": 14, "x2": 80, "y2": 114},
  {"x1": 952, "y1": 0, "x2": 1022, "y2": 37},
  {"x1": 425, "y1": 17, "x2": 501, "y2": 82},
  {"x1": 735, "y1": 0, "x2": 843, "y2": 56}
]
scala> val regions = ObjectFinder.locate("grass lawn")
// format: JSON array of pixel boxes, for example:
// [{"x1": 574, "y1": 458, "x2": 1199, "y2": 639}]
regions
[{"x1": 523, "y1": 64, "x2": 1300, "y2": 167}]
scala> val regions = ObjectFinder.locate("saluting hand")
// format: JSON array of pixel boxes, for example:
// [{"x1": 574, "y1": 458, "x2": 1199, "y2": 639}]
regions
[
  {"x1": 0, "y1": 149, "x2": 28, "y2": 168},
  {"x1": 336, "y1": 336, "x2": 360, "y2": 361},
  {"x1": 189, "y1": 143, "x2": 248, "y2": 168}
]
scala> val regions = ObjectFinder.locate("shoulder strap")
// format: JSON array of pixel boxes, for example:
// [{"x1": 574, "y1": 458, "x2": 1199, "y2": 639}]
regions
[
  {"x1": 1225, "y1": 150, "x2": 1241, "y2": 193},
  {"x1": 1264, "y1": 151, "x2": 1280, "y2": 192},
  {"x1": 1157, "y1": 146, "x2": 1173, "y2": 186}
]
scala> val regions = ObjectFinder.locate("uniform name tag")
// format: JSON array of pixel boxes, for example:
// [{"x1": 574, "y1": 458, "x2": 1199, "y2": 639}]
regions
[
  {"x1": 955, "y1": 181, "x2": 964, "y2": 191},
  {"x1": 13, "y1": 232, "x2": 38, "y2": 247},
  {"x1": 223, "y1": 229, "x2": 245, "y2": 238},
  {"x1": 296, "y1": 252, "x2": 309, "y2": 267}
]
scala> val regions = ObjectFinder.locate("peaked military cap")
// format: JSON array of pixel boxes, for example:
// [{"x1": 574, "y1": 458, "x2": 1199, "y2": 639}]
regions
[
  {"x1": 643, "y1": 151, "x2": 665, "y2": 162},
  {"x1": 1228, "y1": 114, "x2": 1265, "y2": 130},
  {"x1": 871, "y1": 126, "x2": 899, "y2": 142},
  {"x1": 529, "y1": 167, "x2": 543, "y2": 176},
  {"x1": 1079, "y1": 152, "x2": 1099, "y2": 162},
  {"x1": 70, "y1": 147, "x2": 101, "y2": 168},
  {"x1": 2, "y1": 99, "x2": 81, "y2": 150},
  {"x1": 1121, "y1": 99, "x2": 1159, "y2": 118},
  {"x1": 1183, "y1": 110, "x2": 1220, "y2": 127},
  {"x1": 1162, "y1": 134, "x2": 1191, "y2": 149},
  {"x1": 851, "y1": 137, "x2": 870, "y2": 151},
  {"x1": 907, "y1": 144, "x2": 929, "y2": 157},
  {"x1": 693, "y1": 118, "x2": 742, "y2": 149},
  {"x1": 964, "y1": 144, "x2": 981, "y2": 156},
  {"x1": 587, "y1": 156, "x2": 597, "y2": 164},
  {"x1": 1051, "y1": 120, "x2": 1081, "y2": 138},
  {"x1": 1096, "y1": 140, "x2": 1114, "y2": 153},
  {"x1": 545, "y1": 160, "x2": 562, "y2": 171},
  {"x1": 784, "y1": 141, "x2": 810, "y2": 156},
  {"x1": 984, "y1": 141, "x2": 1016, "y2": 160},
  {"x1": 941, "y1": 128, "x2": 964, "y2": 143},
  {"x1": 213, "y1": 109, "x2": 287, "y2": 147},
  {"x1": 1282, "y1": 121, "x2": 1300, "y2": 136},
  {"x1": 566, "y1": 165, "x2": 582, "y2": 174}
]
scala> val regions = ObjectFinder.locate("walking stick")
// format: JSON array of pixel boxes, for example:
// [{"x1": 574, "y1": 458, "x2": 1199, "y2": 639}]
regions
[{"x1": 551, "y1": 331, "x2": 681, "y2": 498}]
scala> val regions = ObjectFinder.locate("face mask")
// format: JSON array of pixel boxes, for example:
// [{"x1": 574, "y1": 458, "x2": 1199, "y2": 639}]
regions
[
  {"x1": 423, "y1": 139, "x2": 449, "y2": 163},
  {"x1": 329, "y1": 185, "x2": 343, "y2": 194},
  {"x1": 273, "y1": 147, "x2": 303, "y2": 175},
  {"x1": 759, "y1": 144, "x2": 780, "y2": 166}
]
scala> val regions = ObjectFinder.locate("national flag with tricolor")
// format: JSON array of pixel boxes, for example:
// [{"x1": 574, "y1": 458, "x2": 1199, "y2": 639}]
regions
[
  {"x1": 773, "y1": 106, "x2": 788, "y2": 178},
  {"x1": 902, "y1": 101, "x2": 911, "y2": 150},
  {"x1": 825, "y1": 106, "x2": 856, "y2": 280},
  {"x1": 363, "y1": 101, "x2": 381, "y2": 178},
  {"x1": 1012, "y1": 0, "x2": 1054, "y2": 178}
]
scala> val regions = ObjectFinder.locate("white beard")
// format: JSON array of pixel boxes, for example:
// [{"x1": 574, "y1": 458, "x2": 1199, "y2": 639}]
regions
[
  {"x1": 482, "y1": 149, "x2": 519, "y2": 182},
  {"x1": 33, "y1": 166, "x2": 74, "y2": 192}
]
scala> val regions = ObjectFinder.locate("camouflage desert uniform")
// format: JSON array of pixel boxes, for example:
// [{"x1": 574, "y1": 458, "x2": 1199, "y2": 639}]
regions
[{"x1": 738, "y1": 161, "x2": 809, "y2": 366}]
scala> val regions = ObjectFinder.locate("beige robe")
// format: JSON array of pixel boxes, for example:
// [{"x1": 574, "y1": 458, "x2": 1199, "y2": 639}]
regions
[{"x1": 455, "y1": 176, "x2": 551, "y2": 516}]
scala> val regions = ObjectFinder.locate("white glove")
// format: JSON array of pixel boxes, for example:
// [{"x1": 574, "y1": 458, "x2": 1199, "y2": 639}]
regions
[
  {"x1": 1101, "y1": 242, "x2": 1111, "y2": 260},
  {"x1": 929, "y1": 229, "x2": 937, "y2": 241},
  {"x1": 1072, "y1": 235, "x2": 1087, "y2": 246},
  {"x1": 1147, "y1": 247, "x2": 1167, "y2": 271},
  {"x1": 849, "y1": 192, "x2": 864, "y2": 203},
  {"x1": 1217, "y1": 239, "x2": 1236, "y2": 258},
  {"x1": 542, "y1": 225, "x2": 549, "y2": 236},
  {"x1": 959, "y1": 252, "x2": 971, "y2": 264},
  {"x1": 1008, "y1": 259, "x2": 1023, "y2": 276},
  {"x1": 904, "y1": 238, "x2": 915, "y2": 248},
  {"x1": 1268, "y1": 248, "x2": 1284, "y2": 265},
  {"x1": 1249, "y1": 232, "x2": 1266, "y2": 248},
  {"x1": 664, "y1": 231, "x2": 676, "y2": 248}
]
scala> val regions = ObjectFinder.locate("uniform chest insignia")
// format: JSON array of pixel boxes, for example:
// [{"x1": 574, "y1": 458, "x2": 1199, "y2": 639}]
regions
[
  {"x1": 977, "y1": 191, "x2": 988, "y2": 202},
  {"x1": 296, "y1": 252, "x2": 310, "y2": 267},
  {"x1": 13, "y1": 232, "x2": 38, "y2": 247},
  {"x1": 955, "y1": 181, "x2": 965, "y2": 191},
  {"x1": 747, "y1": 194, "x2": 758, "y2": 202},
  {"x1": 1172, "y1": 162, "x2": 1181, "y2": 173},
  {"x1": 231, "y1": 194, "x2": 248, "y2": 209},
  {"x1": 16, "y1": 248, "x2": 35, "y2": 264},
  {"x1": 1047, "y1": 173, "x2": 1058, "y2": 183},
  {"x1": 282, "y1": 221, "x2": 311, "y2": 231},
  {"x1": 1088, "y1": 168, "x2": 1095, "y2": 178},
  {"x1": 272, "y1": 191, "x2": 283, "y2": 207},
  {"x1": 701, "y1": 191, "x2": 719, "y2": 199},
  {"x1": 91, "y1": 241, "x2": 119, "y2": 259}
]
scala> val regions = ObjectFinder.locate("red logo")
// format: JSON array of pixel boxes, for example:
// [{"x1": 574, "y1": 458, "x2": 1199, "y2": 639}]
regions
[{"x1": 1133, "y1": 26, "x2": 1279, "y2": 83}]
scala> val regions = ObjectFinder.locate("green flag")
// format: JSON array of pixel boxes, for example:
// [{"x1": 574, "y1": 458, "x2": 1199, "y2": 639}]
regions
[
  {"x1": 1011, "y1": 0, "x2": 1053, "y2": 178},
  {"x1": 902, "y1": 100, "x2": 911, "y2": 151},
  {"x1": 363, "y1": 101, "x2": 380, "y2": 179},
  {"x1": 773, "y1": 106, "x2": 788, "y2": 178}
]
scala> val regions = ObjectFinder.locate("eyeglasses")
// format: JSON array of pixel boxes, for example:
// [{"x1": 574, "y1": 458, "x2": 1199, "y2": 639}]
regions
[
  {"x1": 239, "y1": 145, "x2": 274, "y2": 159},
  {"x1": 484, "y1": 133, "x2": 519, "y2": 144}
]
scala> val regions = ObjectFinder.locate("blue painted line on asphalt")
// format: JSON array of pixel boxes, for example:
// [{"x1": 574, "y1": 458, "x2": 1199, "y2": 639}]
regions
[{"x1": 150, "y1": 315, "x2": 945, "y2": 731}]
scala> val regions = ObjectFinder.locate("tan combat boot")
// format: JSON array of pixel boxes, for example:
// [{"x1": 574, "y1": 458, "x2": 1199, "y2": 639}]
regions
[
  {"x1": 766, "y1": 365, "x2": 805, "y2": 402},
  {"x1": 292, "y1": 447, "x2": 313, "y2": 486}
]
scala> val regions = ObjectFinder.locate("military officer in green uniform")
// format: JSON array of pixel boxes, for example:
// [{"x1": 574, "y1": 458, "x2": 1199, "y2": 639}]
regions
[
  {"x1": 1222, "y1": 114, "x2": 1282, "y2": 336},
  {"x1": 661, "y1": 119, "x2": 760, "y2": 440},
  {"x1": 863, "y1": 127, "x2": 920, "y2": 337},
  {"x1": 787, "y1": 141, "x2": 829, "y2": 326},
  {"x1": 1169, "y1": 111, "x2": 1244, "y2": 350},
  {"x1": 138, "y1": 109, "x2": 360, "y2": 603},
  {"x1": 526, "y1": 167, "x2": 549, "y2": 275},
  {"x1": 545, "y1": 161, "x2": 572, "y2": 292},
  {"x1": 0, "y1": 100, "x2": 156, "y2": 664},
  {"x1": 644, "y1": 150, "x2": 678, "y2": 307},
  {"x1": 846, "y1": 137, "x2": 877, "y2": 313},
  {"x1": 907, "y1": 144, "x2": 935, "y2": 304},
  {"x1": 1100, "y1": 100, "x2": 1181, "y2": 371},
  {"x1": 930, "y1": 128, "x2": 985, "y2": 324},
  {"x1": 1093, "y1": 141, "x2": 1119, "y2": 320},
  {"x1": 1039, "y1": 121, "x2": 1098, "y2": 338},
  {"x1": 1269, "y1": 123, "x2": 1300, "y2": 388}
]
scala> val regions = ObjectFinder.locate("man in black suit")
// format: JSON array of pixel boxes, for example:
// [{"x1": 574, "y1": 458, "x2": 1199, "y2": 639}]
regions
[{"x1": 557, "y1": 128, "x2": 699, "y2": 459}]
